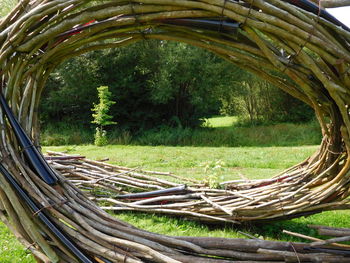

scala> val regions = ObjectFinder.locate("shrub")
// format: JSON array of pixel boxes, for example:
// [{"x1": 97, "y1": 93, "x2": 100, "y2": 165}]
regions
[{"x1": 91, "y1": 86, "x2": 116, "y2": 146}]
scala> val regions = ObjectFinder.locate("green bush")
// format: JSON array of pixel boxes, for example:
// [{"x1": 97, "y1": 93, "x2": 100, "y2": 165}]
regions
[
  {"x1": 93, "y1": 128, "x2": 108, "y2": 146},
  {"x1": 92, "y1": 86, "x2": 116, "y2": 146}
]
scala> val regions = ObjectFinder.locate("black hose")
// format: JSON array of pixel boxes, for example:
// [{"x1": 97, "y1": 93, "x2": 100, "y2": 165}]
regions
[
  {"x1": 0, "y1": 94, "x2": 57, "y2": 185},
  {"x1": 115, "y1": 184, "x2": 189, "y2": 199},
  {"x1": 160, "y1": 18, "x2": 240, "y2": 34},
  {"x1": 57, "y1": 17, "x2": 240, "y2": 40},
  {"x1": 0, "y1": 163, "x2": 95, "y2": 263}
]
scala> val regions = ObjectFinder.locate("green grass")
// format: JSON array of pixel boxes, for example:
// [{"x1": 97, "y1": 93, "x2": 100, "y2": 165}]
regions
[
  {"x1": 0, "y1": 223, "x2": 35, "y2": 263},
  {"x1": 45, "y1": 144, "x2": 318, "y2": 181},
  {"x1": 202, "y1": 116, "x2": 238, "y2": 128},
  {"x1": 136, "y1": 121, "x2": 321, "y2": 147},
  {"x1": 2, "y1": 143, "x2": 348, "y2": 261},
  {"x1": 114, "y1": 210, "x2": 350, "y2": 242},
  {"x1": 41, "y1": 123, "x2": 93, "y2": 146},
  {"x1": 41, "y1": 117, "x2": 322, "y2": 147}
]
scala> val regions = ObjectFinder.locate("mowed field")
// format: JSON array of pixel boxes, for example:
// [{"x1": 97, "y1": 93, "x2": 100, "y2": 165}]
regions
[{"x1": 1, "y1": 117, "x2": 348, "y2": 262}]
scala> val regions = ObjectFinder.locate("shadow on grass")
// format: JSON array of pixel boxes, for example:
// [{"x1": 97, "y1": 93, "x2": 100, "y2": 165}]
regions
[{"x1": 113, "y1": 209, "x2": 350, "y2": 243}]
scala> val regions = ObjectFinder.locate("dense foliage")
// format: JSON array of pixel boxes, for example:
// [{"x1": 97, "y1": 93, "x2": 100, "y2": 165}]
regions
[
  {"x1": 220, "y1": 73, "x2": 314, "y2": 124},
  {"x1": 42, "y1": 41, "x2": 231, "y2": 130},
  {"x1": 41, "y1": 40, "x2": 314, "y2": 135}
]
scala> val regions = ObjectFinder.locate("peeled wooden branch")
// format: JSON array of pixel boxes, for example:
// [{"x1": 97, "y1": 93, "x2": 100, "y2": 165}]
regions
[{"x1": 321, "y1": 0, "x2": 350, "y2": 8}]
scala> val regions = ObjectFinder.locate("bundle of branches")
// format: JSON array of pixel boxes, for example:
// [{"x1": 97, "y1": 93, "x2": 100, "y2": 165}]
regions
[
  {"x1": 178, "y1": 224, "x2": 350, "y2": 262},
  {"x1": 1, "y1": 0, "x2": 350, "y2": 262},
  {"x1": 46, "y1": 151, "x2": 350, "y2": 223}
]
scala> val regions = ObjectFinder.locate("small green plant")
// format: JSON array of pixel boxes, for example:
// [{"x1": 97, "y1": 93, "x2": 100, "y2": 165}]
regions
[
  {"x1": 201, "y1": 160, "x2": 226, "y2": 188},
  {"x1": 91, "y1": 86, "x2": 116, "y2": 146}
]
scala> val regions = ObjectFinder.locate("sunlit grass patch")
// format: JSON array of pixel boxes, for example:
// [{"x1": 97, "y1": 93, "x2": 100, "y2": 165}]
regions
[
  {"x1": 202, "y1": 116, "x2": 238, "y2": 128},
  {"x1": 0, "y1": 223, "x2": 35, "y2": 263},
  {"x1": 45, "y1": 144, "x2": 318, "y2": 181}
]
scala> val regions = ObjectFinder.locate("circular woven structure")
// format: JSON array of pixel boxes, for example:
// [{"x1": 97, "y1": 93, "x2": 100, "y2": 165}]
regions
[{"x1": 1, "y1": 0, "x2": 350, "y2": 262}]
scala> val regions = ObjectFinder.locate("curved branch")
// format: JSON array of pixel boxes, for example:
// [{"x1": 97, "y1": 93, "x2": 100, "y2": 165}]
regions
[{"x1": 321, "y1": 0, "x2": 350, "y2": 8}]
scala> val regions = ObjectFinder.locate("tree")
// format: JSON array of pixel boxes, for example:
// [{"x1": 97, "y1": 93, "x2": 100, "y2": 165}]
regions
[
  {"x1": 42, "y1": 40, "x2": 313, "y2": 134},
  {"x1": 41, "y1": 53, "x2": 101, "y2": 126},
  {"x1": 220, "y1": 73, "x2": 314, "y2": 124},
  {"x1": 42, "y1": 41, "x2": 238, "y2": 131},
  {"x1": 144, "y1": 41, "x2": 234, "y2": 127},
  {"x1": 91, "y1": 86, "x2": 116, "y2": 146}
]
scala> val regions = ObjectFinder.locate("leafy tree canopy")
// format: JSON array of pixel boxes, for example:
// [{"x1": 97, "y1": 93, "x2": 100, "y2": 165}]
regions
[{"x1": 41, "y1": 40, "x2": 313, "y2": 133}]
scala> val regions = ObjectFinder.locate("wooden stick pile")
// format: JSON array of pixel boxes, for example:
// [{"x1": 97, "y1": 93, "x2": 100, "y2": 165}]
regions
[
  {"x1": 1, "y1": 0, "x2": 350, "y2": 262},
  {"x1": 46, "y1": 151, "x2": 350, "y2": 224}
]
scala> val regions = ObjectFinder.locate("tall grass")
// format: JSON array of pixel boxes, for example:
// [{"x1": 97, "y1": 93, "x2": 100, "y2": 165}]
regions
[
  {"x1": 41, "y1": 123, "x2": 93, "y2": 145},
  {"x1": 41, "y1": 120, "x2": 321, "y2": 147},
  {"x1": 134, "y1": 121, "x2": 321, "y2": 147}
]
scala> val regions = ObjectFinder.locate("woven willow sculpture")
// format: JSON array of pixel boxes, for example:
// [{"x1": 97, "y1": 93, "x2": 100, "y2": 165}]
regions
[{"x1": 1, "y1": 0, "x2": 350, "y2": 262}]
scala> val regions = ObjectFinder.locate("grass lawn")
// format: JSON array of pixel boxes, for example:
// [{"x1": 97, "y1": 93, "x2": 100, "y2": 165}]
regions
[
  {"x1": 202, "y1": 116, "x2": 238, "y2": 127},
  {"x1": 1, "y1": 143, "x2": 349, "y2": 261},
  {"x1": 0, "y1": 223, "x2": 35, "y2": 263},
  {"x1": 41, "y1": 116, "x2": 322, "y2": 147},
  {"x1": 45, "y1": 144, "x2": 318, "y2": 181}
]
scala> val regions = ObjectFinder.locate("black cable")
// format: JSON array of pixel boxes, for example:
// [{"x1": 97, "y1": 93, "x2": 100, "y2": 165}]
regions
[
  {"x1": 0, "y1": 94, "x2": 57, "y2": 185},
  {"x1": 115, "y1": 184, "x2": 189, "y2": 199},
  {"x1": 0, "y1": 163, "x2": 95, "y2": 263},
  {"x1": 160, "y1": 18, "x2": 240, "y2": 34}
]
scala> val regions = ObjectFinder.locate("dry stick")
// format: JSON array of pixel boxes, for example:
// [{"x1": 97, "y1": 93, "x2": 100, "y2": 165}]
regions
[
  {"x1": 311, "y1": 236, "x2": 350, "y2": 247},
  {"x1": 282, "y1": 230, "x2": 350, "y2": 249},
  {"x1": 200, "y1": 194, "x2": 234, "y2": 216},
  {"x1": 258, "y1": 248, "x2": 349, "y2": 262},
  {"x1": 91, "y1": 168, "x2": 139, "y2": 184},
  {"x1": 0, "y1": 174, "x2": 60, "y2": 262},
  {"x1": 309, "y1": 225, "x2": 350, "y2": 237},
  {"x1": 238, "y1": 231, "x2": 259, "y2": 239},
  {"x1": 321, "y1": 0, "x2": 350, "y2": 8},
  {"x1": 62, "y1": 187, "x2": 180, "y2": 263},
  {"x1": 47, "y1": 151, "x2": 196, "y2": 184}
]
